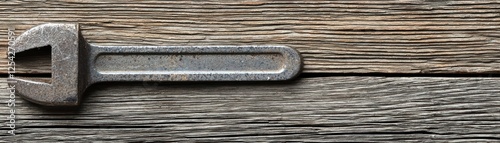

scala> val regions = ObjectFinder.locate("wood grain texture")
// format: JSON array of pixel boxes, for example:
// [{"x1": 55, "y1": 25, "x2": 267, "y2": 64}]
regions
[
  {"x1": 1, "y1": 77, "x2": 499, "y2": 142},
  {"x1": 1, "y1": 0, "x2": 500, "y2": 74},
  {"x1": 1, "y1": 1, "x2": 499, "y2": 142}
]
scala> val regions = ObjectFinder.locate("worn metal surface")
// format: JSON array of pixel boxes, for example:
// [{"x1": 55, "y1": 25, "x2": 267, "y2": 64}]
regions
[{"x1": 8, "y1": 23, "x2": 302, "y2": 106}]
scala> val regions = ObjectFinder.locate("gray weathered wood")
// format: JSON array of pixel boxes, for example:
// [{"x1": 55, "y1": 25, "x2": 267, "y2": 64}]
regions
[
  {"x1": 1, "y1": 77, "x2": 499, "y2": 142},
  {"x1": 1, "y1": 0, "x2": 499, "y2": 142},
  {"x1": 0, "y1": 0, "x2": 499, "y2": 74}
]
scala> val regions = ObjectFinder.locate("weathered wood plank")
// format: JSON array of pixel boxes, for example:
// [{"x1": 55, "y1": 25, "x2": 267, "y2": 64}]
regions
[
  {"x1": 1, "y1": 0, "x2": 499, "y2": 74},
  {"x1": 1, "y1": 77, "x2": 499, "y2": 142}
]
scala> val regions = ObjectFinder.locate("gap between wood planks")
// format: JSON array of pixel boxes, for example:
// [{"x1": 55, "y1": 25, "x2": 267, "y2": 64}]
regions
[{"x1": 5, "y1": 73, "x2": 500, "y2": 78}]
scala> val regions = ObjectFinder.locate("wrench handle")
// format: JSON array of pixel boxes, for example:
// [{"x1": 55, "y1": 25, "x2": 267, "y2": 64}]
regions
[{"x1": 88, "y1": 45, "x2": 302, "y2": 83}]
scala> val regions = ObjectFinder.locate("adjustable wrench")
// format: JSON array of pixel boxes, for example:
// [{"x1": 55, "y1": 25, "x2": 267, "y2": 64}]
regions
[{"x1": 8, "y1": 23, "x2": 302, "y2": 106}]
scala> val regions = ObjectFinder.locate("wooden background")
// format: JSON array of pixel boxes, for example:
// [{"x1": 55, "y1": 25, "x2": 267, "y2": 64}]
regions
[{"x1": 1, "y1": 0, "x2": 499, "y2": 142}]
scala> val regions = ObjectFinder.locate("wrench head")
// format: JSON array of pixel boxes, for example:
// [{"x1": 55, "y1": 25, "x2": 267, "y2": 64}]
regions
[{"x1": 9, "y1": 23, "x2": 87, "y2": 106}]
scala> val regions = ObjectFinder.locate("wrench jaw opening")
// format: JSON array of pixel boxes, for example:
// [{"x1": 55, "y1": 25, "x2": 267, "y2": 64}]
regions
[{"x1": 9, "y1": 23, "x2": 86, "y2": 106}]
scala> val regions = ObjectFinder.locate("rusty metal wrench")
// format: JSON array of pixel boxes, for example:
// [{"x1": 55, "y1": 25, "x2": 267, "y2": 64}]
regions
[{"x1": 8, "y1": 23, "x2": 302, "y2": 106}]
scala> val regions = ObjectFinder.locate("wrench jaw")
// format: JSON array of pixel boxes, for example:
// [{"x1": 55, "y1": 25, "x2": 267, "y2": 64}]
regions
[
  {"x1": 8, "y1": 78, "x2": 79, "y2": 106},
  {"x1": 9, "y1": 23, "x2": 86, "y2": 106}
]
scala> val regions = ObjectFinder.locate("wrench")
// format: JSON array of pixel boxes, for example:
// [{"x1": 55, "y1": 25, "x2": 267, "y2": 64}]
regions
[{"x1": 8, "y1": 23, "x2": 302, "y2": 106}]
